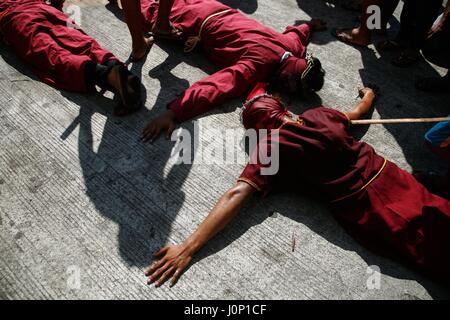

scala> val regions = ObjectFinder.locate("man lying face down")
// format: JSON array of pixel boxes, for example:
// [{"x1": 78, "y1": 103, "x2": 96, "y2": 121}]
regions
[
  {"x1": 0, "y1": 0, "x2": 142, "y2": 116},
  {"x1": 145, "y1": 83, "x2": 450, "y2": 288},
  {"x1": 137, "y1": 0, "x2": 327, "y2": 142}
]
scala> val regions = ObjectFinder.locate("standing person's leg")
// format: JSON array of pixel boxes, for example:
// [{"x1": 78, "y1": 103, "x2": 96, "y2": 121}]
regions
[
  {"x1": 391, "y1": 0, "x2": 443, "y2": 67},
  {"x1": 332, "y1": 0, "x2": 381, "y2": 47},
  {"x1": 380, "y1": 0, "x2": 401, "y2": 33},
  {"x1": 151, "y1": 0, "x2": 182, "y2": 39},
  {"x1": 333, "y1": 0, "x2": 400, "y2": 47},
  {"x1": 415, "y1": 4, "x2": 450, "y2": 91},
  {"x1": 409, "y1": 0, "x2": 443, "y2": 50},
  {"x1": 121, "y1": 0, "x2": 181, "y2": 61},
  {"x1": 395, "y1": 0, "x2": 415, "y2": 44},
  {"x1": 121, "y1": 0, "x2": 153, "y2": 62}
]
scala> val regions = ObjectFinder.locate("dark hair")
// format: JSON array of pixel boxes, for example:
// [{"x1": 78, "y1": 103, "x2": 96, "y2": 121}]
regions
[
  {"x1": 302, "y1": 58, "x2": 325, "y2": 92},
  {"x1": 49, "y1": 0, "x2": 64, "y2": 10}
]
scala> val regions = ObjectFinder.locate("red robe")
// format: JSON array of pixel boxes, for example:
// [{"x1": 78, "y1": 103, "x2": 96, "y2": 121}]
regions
[
  {"x1": 0, "y1": 0, "x2": 118, "y2": 92},
  {"x1": 141, "y1": 0, "x2": 311, "y2": 122},
  {"x1": 239, "y1": 84, "x2": 450, "y2": 284}
]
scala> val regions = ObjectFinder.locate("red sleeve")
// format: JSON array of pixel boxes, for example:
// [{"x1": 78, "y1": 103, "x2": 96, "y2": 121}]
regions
[
  {"x1": 282, "y1": 24, "x2": 311, "y2": 55},
  {"x1": 246, "y1": 82, "x2": 269, "y2": 101},
  {"x1": 238, "y1": 129, "x2": 283, "y2": 194},
  {"x1": 168, "y1": 61, "x2": 265, "y2": 122},
  {"x1": 238, "y1": 155, "x2": 273, "y2": 195}
]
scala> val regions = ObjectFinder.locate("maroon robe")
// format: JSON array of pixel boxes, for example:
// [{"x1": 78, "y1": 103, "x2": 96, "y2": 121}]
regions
[
  {"x1": 0, "y1": 0, "x2": 118, "y2": 92},
  {"x1": 140, "y1": 0, "x2": 311, "y2": 122},
  {"x1": 239, "y1": 83, "x2": 450, "y2": 284}
]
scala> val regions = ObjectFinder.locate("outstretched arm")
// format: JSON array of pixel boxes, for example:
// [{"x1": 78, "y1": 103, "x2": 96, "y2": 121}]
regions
[
  {"x1": 344, "y1": 86, "x2": 377, "y2": 121},
  {"x1": 142, "y1": 61, "x2": 263, "y2": 142},
  {"x1": 121, "y1": 0, "x2": 153, "y2": 60},
  {"x1": 145, "y1": 181, "x2": 256, "y2": 287},
  {"x1": 283, "y1": 19, "x2": 327, "y2": 54}
]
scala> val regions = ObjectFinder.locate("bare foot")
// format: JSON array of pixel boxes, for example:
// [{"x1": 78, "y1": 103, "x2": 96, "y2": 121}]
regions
[
  {"x1": 131, "y1": 36, "x2": 154, "y2": 62},
  {"x1": 152, "y1": 23, "x2": 183, "y2": 40},
  {"x1": 332, "y1": 27, "x2": 371, "y2": 47}
]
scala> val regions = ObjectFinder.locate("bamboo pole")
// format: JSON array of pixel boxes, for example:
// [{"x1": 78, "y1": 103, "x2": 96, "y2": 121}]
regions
[{"x1": 351, "y1": 117, "x2": 450, "y2": 125}]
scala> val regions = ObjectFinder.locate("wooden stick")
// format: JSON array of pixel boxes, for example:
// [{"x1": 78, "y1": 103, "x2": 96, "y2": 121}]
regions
[{"x1": 351, "y1": 117, "x2": 450, "y2": 125}]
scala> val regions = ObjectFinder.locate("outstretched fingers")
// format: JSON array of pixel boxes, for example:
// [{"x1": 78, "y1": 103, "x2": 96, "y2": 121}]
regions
[
  {"x1": 147, "y1": 260, "x2": 171, "y2": 284},
  {"x1": 154, "y1": 266, "x2": 176, "y2": 287},
  {"x1": 154, "y1": 247, "x2": 169, "y2": 257},
  {"x1": 144, "y1": 244, "x2": 193, "y2": 288},
  {"x1": 169, "y1": 265, "x2": 188, "y2": 288}
]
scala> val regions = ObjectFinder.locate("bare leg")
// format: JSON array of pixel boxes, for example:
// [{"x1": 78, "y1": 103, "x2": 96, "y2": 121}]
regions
[
  {"x1": 345, "y1": 87, "x2": 376, "y2": 120},
  {"x1": 151, "y1": 0, "x2": 183, "y2": 39},
  {"x1": 334, "y1": 0, "x2": 381, "y2": 47},
  {"x1": 380, "y1": 0, "x2": 400, "y2": 33},
  {"x1": 153, "y1": 0, "x2": 174, "y2": 32},
  {"x1": 121, "y1": 0, "x2": 153, "y2": 60}
]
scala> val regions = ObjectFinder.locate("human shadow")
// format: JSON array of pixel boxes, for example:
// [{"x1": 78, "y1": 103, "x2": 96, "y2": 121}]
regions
[
  {"x1": 101, "y1": 0, "x2": 448, "y2": 291},
  {"x1": 57, "y1": 46, "x2": 199, "y2": 269},
  {"x1": 0, "y1": 40, "x2": 195, "y2": 269},
  {"x1": 70, "y1": 94, "x2": 195, "y2": 268},
  {"x1": 147, "y1": 40, "x2": 217, "y2": 107}
]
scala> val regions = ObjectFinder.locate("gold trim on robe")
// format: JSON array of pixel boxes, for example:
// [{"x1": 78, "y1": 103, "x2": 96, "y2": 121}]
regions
[
  {"x1": 237, "y1": 177, "x2": 262, "y2": 192},
  {"x1": 331, "y1": 158, "x2": 388, "y2": 203}
]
